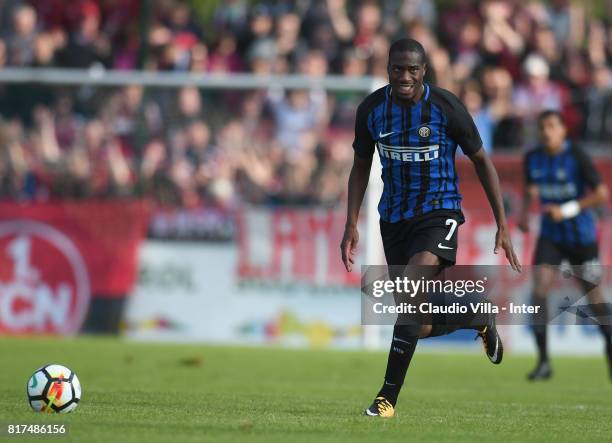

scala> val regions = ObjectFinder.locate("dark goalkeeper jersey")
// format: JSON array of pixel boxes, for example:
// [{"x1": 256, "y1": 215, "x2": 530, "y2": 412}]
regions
[
  {"x1": 352, "y1": 84, "x2": 483, "y2": 223},
  {"x1": 524, "y1": 141, "x2": 601, "y2": 246}
]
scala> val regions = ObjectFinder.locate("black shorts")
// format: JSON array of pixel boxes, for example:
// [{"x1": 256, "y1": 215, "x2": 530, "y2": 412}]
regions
[
  {"x1": 380, "y1": 210, "x2": 465, "y2": 266},
  {"x1": 533, "y1": 236, "x2": 599, "y2": 266}
]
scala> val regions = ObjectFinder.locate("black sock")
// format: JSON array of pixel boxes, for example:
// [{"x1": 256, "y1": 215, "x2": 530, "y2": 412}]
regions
[
  {"x1": 377, "y1": 324, "x2": 419, "y2": 406},
  {"x1": 532, "y1": 294, "x2": 549, "y2": 363},
  {"x1": 589, "y1": 301, "x2": 612, "y2": 346},
  {"x1": 533, "y1": 324, "x2": 548, "y2": 364},
  {"x1": 601, "y1": 326, "x2": 612, "y2": 349},
  {"x1": 597, "y1": 324, "x2": 612, "y2": 347}
]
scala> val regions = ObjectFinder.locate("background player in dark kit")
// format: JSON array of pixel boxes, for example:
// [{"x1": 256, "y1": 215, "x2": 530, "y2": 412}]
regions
[
  {"x1": 518, "y1": 110, "x2": 612, "y2": 381},
  {"x1": 341, "y1": 39, "x2": 521, "y2": 418}
]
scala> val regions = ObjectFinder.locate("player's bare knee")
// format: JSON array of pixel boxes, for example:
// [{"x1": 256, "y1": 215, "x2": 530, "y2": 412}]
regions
[{"x1": 419, "y1": 324, "x2": 432, "y2": 338}]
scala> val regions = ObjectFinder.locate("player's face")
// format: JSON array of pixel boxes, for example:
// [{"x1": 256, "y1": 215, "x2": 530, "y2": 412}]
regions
[
  {"x1": 538, "y1": 115, "x2": 566, "y2": 150},
  {"x1": 388, "y1": 50, "x2": 426, "y2": 103}
]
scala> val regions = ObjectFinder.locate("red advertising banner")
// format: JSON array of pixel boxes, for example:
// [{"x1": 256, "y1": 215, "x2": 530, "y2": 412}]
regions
[
  {"x1": 237, "y1": 156, "x2": 612, "y2": 286},
  {"x1": 237, "y1": 208, "x2": 362, "y2": 287},
  {"x1": 0, "y1": 201, "x2": 149, "y2": 334}
]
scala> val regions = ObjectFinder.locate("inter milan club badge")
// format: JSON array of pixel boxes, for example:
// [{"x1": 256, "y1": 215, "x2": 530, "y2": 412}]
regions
[{"x1": 418, "y1": 126, "x2": 431, "y2": 138}]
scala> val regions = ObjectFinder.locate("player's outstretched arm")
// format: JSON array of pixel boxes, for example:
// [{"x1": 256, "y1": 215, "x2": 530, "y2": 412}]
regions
[
  {"x1": 577, "y1": 184, "x2": 609, "y2": 209},
  {"x1": 543, "y1": 184, "x2": 609, "y2": 222},
  {"x1": 341, "y1": 153, "x2": 373, "y2": 272},
  {"x1": 467, "y1": 148, "x2": 522, "y2": 272}
]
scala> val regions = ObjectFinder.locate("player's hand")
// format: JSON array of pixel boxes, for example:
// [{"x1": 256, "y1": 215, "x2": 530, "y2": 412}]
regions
[
  {"x1": 517, "y1": 213, "x2": 529, "y2": 233},
  {"x1": 542, "y1": 204, "x2": 564, "y2": 222},
  {"x1": 495, "y1": 225, "x2": 521, "y2": 272},
  {"x1": 341, "y1": 224, "x2": 359, "y2": 272}
]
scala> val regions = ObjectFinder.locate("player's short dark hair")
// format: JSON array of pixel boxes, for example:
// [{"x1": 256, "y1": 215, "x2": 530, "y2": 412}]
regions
[
  {"x1": 388, "y1": 39, "x2": 426, "y2": 64},
  {"x1": 537, "y1": 109, "x2": 564, "y2": 126}
]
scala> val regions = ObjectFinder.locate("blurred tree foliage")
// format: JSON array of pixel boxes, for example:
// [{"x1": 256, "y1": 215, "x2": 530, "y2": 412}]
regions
[{"x1": 186, "y1": 0, "x2": 220, "y2": 41}]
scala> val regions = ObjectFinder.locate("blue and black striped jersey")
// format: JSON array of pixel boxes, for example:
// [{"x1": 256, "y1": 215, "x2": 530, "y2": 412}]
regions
[
  {"x1": 524, "y1": 142, "x2": 601, "y2": 246},
  {"x1": 352, "y1": 84, "x2": 483, "y2": 222}
]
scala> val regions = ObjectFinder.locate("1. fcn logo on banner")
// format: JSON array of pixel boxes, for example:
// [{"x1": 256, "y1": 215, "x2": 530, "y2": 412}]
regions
[{"x1": 0, "y1": 220, "x2": 90, "y2": 334}]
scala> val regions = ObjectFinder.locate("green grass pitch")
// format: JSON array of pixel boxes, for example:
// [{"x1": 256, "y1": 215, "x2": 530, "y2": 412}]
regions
[{"x1": 1, "y1": 337, "x2": 611, "y2": 443}]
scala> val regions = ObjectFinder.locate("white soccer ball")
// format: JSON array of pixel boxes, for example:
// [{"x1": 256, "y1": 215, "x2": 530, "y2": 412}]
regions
[{"x1": 27, "y1": 365, "x2": 81, "y2": 413}]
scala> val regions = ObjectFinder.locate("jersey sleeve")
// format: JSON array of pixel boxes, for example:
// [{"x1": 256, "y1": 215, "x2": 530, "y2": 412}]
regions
[
  {"x1": 445, "y1": 94, "x2": 483, "y2": 155},
  {"x1": 352, "y1": 101, "x2": 375, "y2": 159},
  {"x1": 573, "y1": 146, "x2": 602, "y2": 188}
]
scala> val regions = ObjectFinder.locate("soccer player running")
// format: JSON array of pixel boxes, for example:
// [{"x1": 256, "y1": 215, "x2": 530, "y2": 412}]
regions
[
  {"x1": 518, "y1": 110, "x2": 612, "y2": 381},
  {"x1": 341, "y1": 38, "x2": 521, "y2": 418}
]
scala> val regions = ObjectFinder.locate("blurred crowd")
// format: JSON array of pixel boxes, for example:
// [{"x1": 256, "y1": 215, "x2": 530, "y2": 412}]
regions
[{"x1": 1, "y1": 0, "x2": 612, "y2": 207}]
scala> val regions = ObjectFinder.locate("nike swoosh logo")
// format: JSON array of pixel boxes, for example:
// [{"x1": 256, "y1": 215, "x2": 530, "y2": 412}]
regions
[
  {"x1": 491, "y1": 336, "x2": 499, "y2": 362},
  {"x1": 379, "y1": 131, "x2": 395, "y2": 138},
  {"x1": 392, "y1": 336, "x2": 411, "y2": 344},
  {"x1": 437, "y1": 243, "x2": 453, "y2": 250}
]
